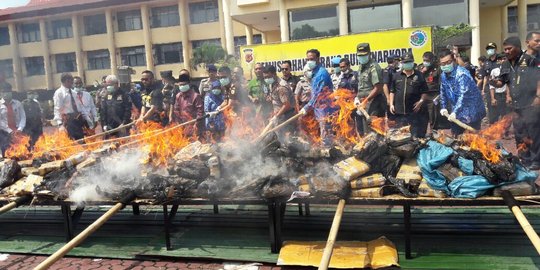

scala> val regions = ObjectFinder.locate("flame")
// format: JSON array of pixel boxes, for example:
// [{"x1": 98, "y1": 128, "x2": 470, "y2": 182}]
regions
[
  {"x1": 5, "y1": 134, "x2": 31, "y2": 160},
  {"x1": 299, "y1": 110, "x2": 321, "y2": 144},
  {"x1": 370, "y1": 117, "x2": 387, "y2": 135},
  {"x1": 223, "y1": 105, "x2": 265, "y2": 142},
  {"x1": 517, "y1": 137, "x2": 532, "y2": 153},
  {"x1": 33, "y1": 130, "x2": 84, "y2": 160},
  {"x1": 133, "y1": 121, "x2": 192, "y2": 167},
  {"x1": 328, "y1": 88, "x2": 361, "y2": 145},
  {"x1": 460, "y1": 116, "x2": 513, "y2": 164}
]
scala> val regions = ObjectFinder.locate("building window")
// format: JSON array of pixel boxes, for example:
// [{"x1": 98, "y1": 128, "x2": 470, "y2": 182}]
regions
[
  {"x1": 117, "y1": 10, "x2": 142, "y2": 32},
  {"x1": 56, "y1": 53, "x2": 77, "y2": 73},
  {"x1": 412, "y1": 0, "x2": 468, "y2": 27},
  {"x1": 0, "y1": 59, "x2": 13, "y2": 78},
  {"x1": 17, "y1": 23, "x2": 41, "y2": 43},
  {"x1": 289, "y1": 6, "x2": 339, "y2": 40},
  {"x1": 0, "y1": 27, "x2": 10, "y2": 46},
  {"x1": 154, "y1": 42, "x2": 183, "y2": 65},
  {"x1": 84, "y1": 14, "x2": 107, "y2": 35},
  {"x1": 349, "y1": 3, "x2": 401, "y2": 33},
  {"x1": 233, "y1": 34, "x2": 262, "y2": 56},
  {"x1": 192, "y1": 38, "x2": 221, "y2": 49},
  {"x1": 120, "y1": 46, "x2": 146, "y2": 66},
  {"x1": 87, "y1": 49, "x2": 111, "y2": 70},
  {"x1": 189, "y1": 0, "x2": 219, "y2": 24},
  {"x1": 151, "y1": 6, "x2": 180, "y2": 28},
  {"x1": 508, "y1": 4, "x2": 540, "y2": 33},
  {"x1": 24, "y1": 57, "x2": 45, "y2": 76},
  {"x1": 49, "y1": 19, "x2": 73, "y2": 40}
]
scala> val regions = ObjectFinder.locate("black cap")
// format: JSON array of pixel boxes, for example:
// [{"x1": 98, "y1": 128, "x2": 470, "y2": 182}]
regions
[
  {"x1": 485, "y1": 42, "x2": 497, "y2": 50},
  {"x1": 401, "y1": 52, "x2": 414, "y2": 63},
  {"x1": 356, "y1": 43, "x2": 370, "y2": 56},
  {"x1": 160, "y1": 70, "x2": 175, "y2": 81},
  {"x1": 207, "y1": 64, "x2": 217, "y2": 72},
  {"x1": 178, "y1": 73, "x2": 190, "y2": 83},
  {"x1": 496, "y1": 53, "x2": 506, "y2": 60},
  {"x1": 387, "y1": 54, "x2": 395, "y2": 63}
]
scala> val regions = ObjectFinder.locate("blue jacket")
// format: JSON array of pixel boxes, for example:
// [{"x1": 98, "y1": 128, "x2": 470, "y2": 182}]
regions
[
  {"x1": 204, "y1": 93, "x2": 225, "y2": 131},
  {"x1": 303, "y1": 65, "x2": 338, "y2": 120},
  {"x1": 440, "y1": 65, "x2": 486, "y2": 124}
]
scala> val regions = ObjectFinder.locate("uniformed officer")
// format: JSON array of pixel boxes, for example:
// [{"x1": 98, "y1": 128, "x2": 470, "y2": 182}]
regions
[
  {"x1": 263, "y1": 65, "x2": 295, "y2": 138},
  {"x1": 137, "y1": 70, "x2": 164, "y2": 125},
  {"x1": 160, "y1": 70, "x2": 176, "y2": 126},
  {"x1": 280, "y1": 60, "x2": 300, "y2": 91},
  {"x1": 22, "y1": 91, "x2": 43, "y2": 147},
  {"x1": 482, "y1": 42, "x2": 500, "y2": 124},
  {"x1": 100, "y1": 75, "x2": 132, "y2": 138},
  {"x1": 416, "y1": 51, "x2": 441, "y2": 130},
  {"x1": 330, "y1": 56, "x2": 341, "y2": 90},
  {"x1": 354, "y1": 43, "x2": 385, "y2": 135},
  {"x1": 389, "y1": 53, "x2": 429, "y2": 138},
  {"x1": 198, "y1": 64, "x2": 218, "y2": 99},
  {"x1": 337, "y1": 58, "x2": 358, "y2": 93},
  {"x1": 498, "y1": 36, "x2": 540, "y2": 170}
]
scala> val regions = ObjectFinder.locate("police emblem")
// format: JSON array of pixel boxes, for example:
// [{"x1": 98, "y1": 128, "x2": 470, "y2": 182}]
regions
[
  {"x1": 243, "y1": 48, "x2": 254, "y2": 64},
  {"x1": 409, "y1": 30, "x2": 427, "y2": 47}
]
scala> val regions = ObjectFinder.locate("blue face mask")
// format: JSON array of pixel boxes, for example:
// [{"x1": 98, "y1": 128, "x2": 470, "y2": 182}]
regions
[
  {"x1": 402, "y1": 62, "x2": 414, "y2": 71},
  {"x1": 219, "y1": 78, "x2": 230, "y2": 86},
  {"x1": 486, "y1": 49, "x2": 496, "y2": 56},
  {"x1": 306, "y1": 60, "x2": 317, "y2": 70},
  {"x1": 423, "y1": 61, "x2": 431, "y2": 68},
  {"x1": 357, "y1": 55, "x2": 369, "y2": 65},
  {"x1": 441, "y1": 63, "x2": 454, "y2": 73},
  {"x1": 334, "y1": 67, "x2": 341, "y2": 74},
  {"x1": 212, "y1": 89, "x2": 221, "y2": 95}
]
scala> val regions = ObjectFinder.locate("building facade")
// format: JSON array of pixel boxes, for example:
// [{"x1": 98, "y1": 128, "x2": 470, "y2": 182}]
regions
[{"x1": 0, "y1": 0, "x2": 538, "y2": 92}]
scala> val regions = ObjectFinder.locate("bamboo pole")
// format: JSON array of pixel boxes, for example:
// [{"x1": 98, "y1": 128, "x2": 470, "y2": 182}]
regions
[
  {"x1": 502, "y1": 191, "x2": 540, "y2": 255},
  {"x1": 441, "y1": 111, "x2": 477, "y2": 132},
  {"x1": 33, "y1": 202, "x2": 125, "y2": 270},
  {"x1": 254, "y1": 113, "x2": 302, "y2": 143},
  {"x1": 318, "y1": 199, "x2": 346, "y2": 270},
  {"x1": 73, "y1": 122, "x2": 136, "y2": 144},
  {"x1": 0, "y1": 196, "x2": 31, "y2": 215}
]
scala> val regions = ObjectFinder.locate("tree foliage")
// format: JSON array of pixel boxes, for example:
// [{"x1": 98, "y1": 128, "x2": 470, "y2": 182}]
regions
[
  {"x1": 432, "y1": 23, "x2": 474, "y2": 54},
  {"x1": 190, "y1": 43, "x2": 238, "y2": 70},
  {"x1": 291, "y1": 24, "x2": 339, "y2": 40}
]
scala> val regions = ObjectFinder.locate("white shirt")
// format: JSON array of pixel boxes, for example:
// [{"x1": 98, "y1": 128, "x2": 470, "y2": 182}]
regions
[
  {"x1": 74, "y1": 90, "x2": 98, "y2": 124},
  {"x1": 330, "y1": 73, "x2": 342, "y2": 90},
  {"x1": 489, "y1": 67, "x2": 507, "y2": 94},
  {"x1": 53, "y1": 85, "x2": 81, "y2": 125},
  {"x1": 0, "y1": 99, "x2": 26, "y2": 134}
]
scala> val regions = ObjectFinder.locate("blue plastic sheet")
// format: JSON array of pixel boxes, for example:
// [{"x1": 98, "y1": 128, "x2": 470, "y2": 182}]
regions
[{"x1": 416, "y1": 141, "x2": 539, "y2": 198}]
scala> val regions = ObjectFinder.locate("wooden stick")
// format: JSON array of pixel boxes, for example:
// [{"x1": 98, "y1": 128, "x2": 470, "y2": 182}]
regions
[
  {"x1": 357, "y1": 106, "x2": 370, "y2": 120},
  {"x1": 502, "y1": 191, "x2": 540, "y2": 255},
  {"x1": 318, "y1": 199, "x2": 346, "y2": 270},
  {"x1": 441, "y1": 111, "x2": 477, "y2": 132},
  {"x1": 254, "y1": 113, "x2": 302, "y2": 142},
  {"x1": 33, "y1": 202, "x2": 125, "y2": 270},
  {"x1": 0, "y1": 196, "x2": 31, "y2": 215},
  {"x1": 73, "y1": 122, "x2": 136, "y2": 144}
]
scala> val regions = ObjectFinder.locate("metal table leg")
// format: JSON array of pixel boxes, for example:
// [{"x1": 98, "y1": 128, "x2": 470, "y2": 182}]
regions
[
  {"x1": 61, "y1": 205, "x2": 85, "y2": 241},
  {"x1": 305, "y1": 203, "x2": 311, "y2": 216},
  {"x1": 404, "y1": 204, "x2": 412, "y2": 259},
  {"x1": 163, "y1": 205, "x2": 171, "y2": 250},
  {"x1": 298, "y1": 203, "x2": 303, "y2": 216},
  {"x1": 267, "y1": 202, "x2": 277, "y2": 253},
  {"x1": 132, "y1": 204, "x2": 140, "y2": 215},
  {"x1": 213, "y1": 204, "x2": 219, "y2": 214}
]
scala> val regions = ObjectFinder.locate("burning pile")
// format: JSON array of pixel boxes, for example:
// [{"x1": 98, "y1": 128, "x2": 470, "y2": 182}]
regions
[{"x1": 0, "y1": 94, "x2": 538, "y2": 204}]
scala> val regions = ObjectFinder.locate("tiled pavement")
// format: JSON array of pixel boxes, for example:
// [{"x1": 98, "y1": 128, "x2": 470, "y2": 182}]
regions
[{"x1": 0, "y1": 254, "x2": 289, "y2": 270}]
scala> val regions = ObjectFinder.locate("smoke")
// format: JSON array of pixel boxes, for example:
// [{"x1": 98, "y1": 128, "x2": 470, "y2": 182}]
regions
[{"x1": 68, "y1": 148, "x2": 149, "y2": 206}]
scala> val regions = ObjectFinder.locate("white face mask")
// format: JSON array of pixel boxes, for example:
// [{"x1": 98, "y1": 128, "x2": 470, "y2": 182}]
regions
[
  {"x1": 219, "y1": 78, "x2": 230, "y2": 86},
  {"x1": 306, "y1": 60, "x2": 317, "y2": 70},
  {"x1": 211, "y1": 89, "x2": 221, "y2": 95},
  {"x1": 73, "y1": 87, "x2": 82, "y2": 93},
  {"x1": 487, "y1": 49, "x2": 496, "y2": 56},
  {"x1": 106, "y1": 85, "x2": 116, "y2": 93},
  {"x1": 179, "y1": 85, "x2": 190, "y2": 92},
  {"x1": 264, "y1": 77, "x2": 275, "y2": 85},
  {"x1": 304, "y1": 71, "x2": 313, "y2": 80}
]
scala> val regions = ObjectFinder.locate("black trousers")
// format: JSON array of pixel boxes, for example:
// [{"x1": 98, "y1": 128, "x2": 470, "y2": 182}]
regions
[
  {"x1": 489, "y1": 93, "x2": 508, "y2": 124},
  {"x1": 65, "y1": 115, "x2": 85, "y2": 140},
  {"x1": 514, "y1": 106, "x2": 540, "y2": 166},
  {"x1": 0, "y1": 130, "x2": 11, "y2": 156},
  {"x1": 393, "y1": 112, "x2": 429, "y2": 138}
]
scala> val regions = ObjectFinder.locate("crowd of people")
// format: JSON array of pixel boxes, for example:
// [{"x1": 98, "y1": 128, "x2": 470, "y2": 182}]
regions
[{"x1": 0, "y1": 31, "x2": 538, "y2": 169}]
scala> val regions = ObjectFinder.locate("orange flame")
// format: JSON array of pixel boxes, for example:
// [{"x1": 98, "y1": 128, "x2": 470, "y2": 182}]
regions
[
  {"x1": 370, "y1": 117, "x2": 387, "y2": 135},
  {"x1": 517, "y1": 137, "x2": 532, "y2": 153},
  {"x1": 5, "y1": 134, "x2": 32, "y2": 160},
  {"x1": 460, "y1": 115, "x2": 513, "y2": 164},
  {"x1": 33, "y1": 130, "x2": 84, "y2": 160},
  {"x1": 299, "y1": 110, "x2": 321, "y2": 144},
  {"x1": 133, "y1": 121, "x2": 192, "y2": 167},
  {"x1": 328, "y1": 88, "x2": 361, "y2": 145}
]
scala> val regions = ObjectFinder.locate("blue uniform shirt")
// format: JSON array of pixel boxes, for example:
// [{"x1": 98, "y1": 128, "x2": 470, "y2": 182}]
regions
[
  {"x1": 303, "y1": 65, "x2": 338, "y2": 120},
  {"x1": 440, "y1": 65, "x2": 486, "y2": 124}
]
